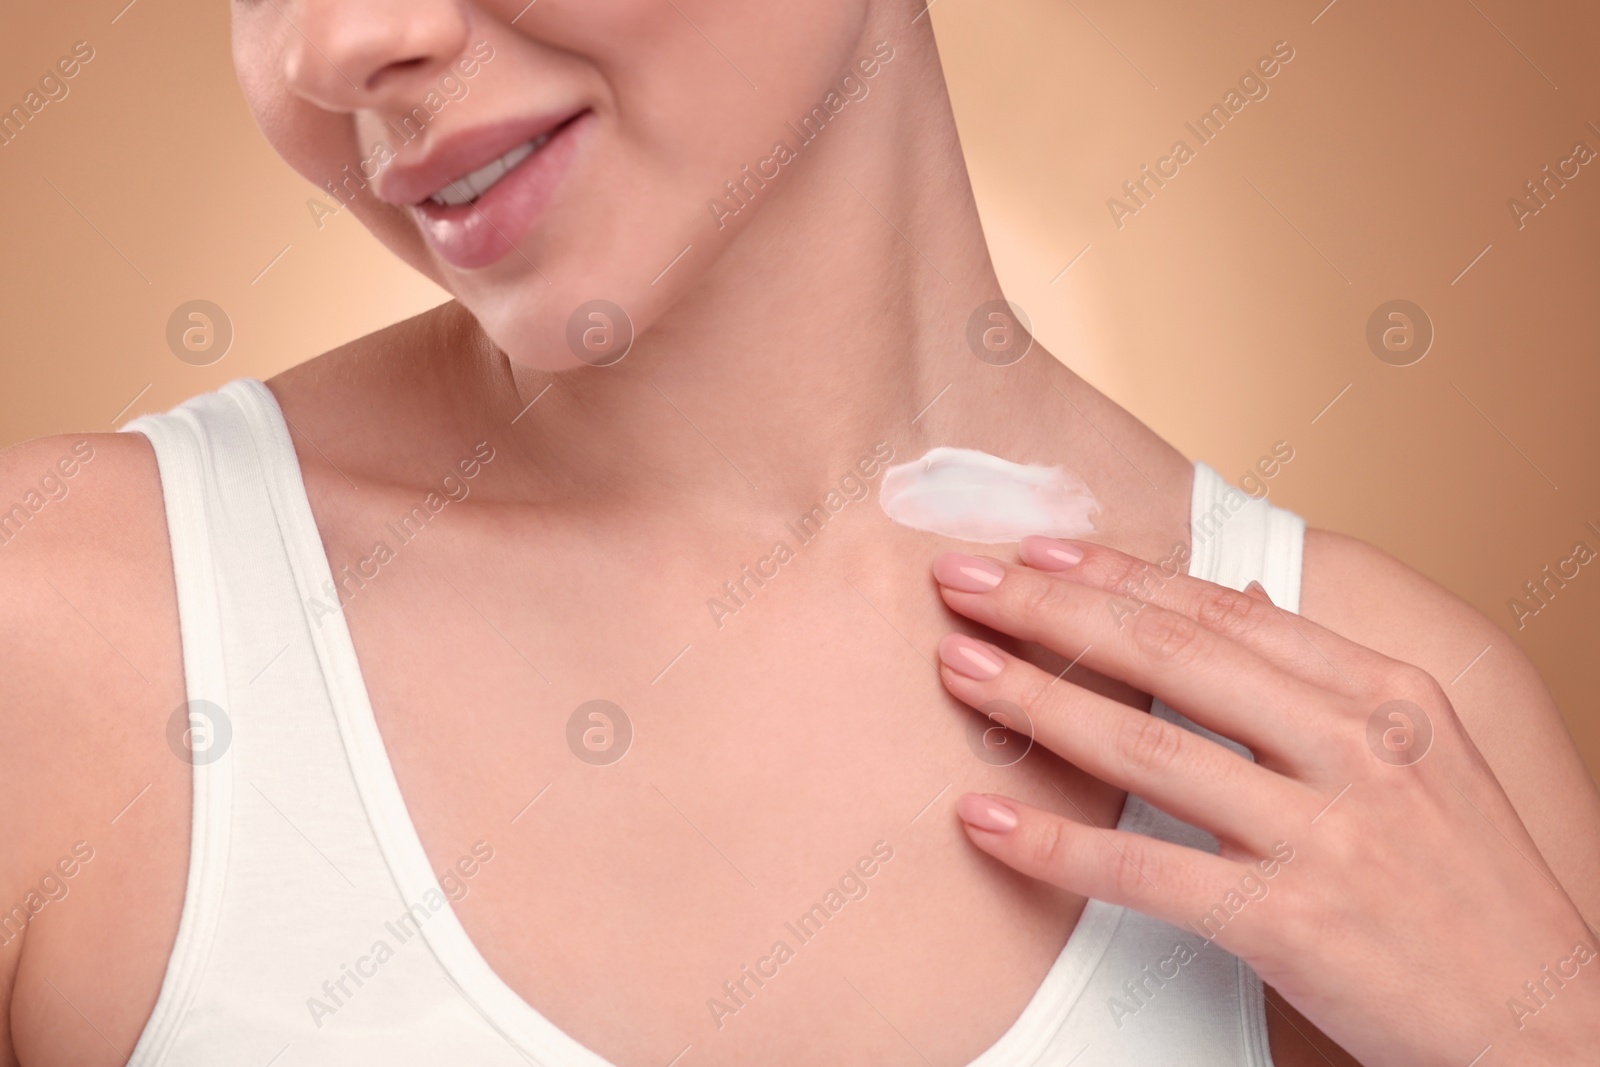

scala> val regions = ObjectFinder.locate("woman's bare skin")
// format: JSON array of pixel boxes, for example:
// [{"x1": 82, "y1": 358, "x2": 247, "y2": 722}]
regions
[
  {"x1": 3, "y1": 1, "x2": 1599, "y2": 1064},
  {"x1": 4, "y1": 305, "x2": 1598, "y2": 1066}
]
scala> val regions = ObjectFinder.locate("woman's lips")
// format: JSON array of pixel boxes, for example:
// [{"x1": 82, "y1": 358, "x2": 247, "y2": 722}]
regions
[{"x1": 411, "y1": 109, "x2": 593, "y2": 271}]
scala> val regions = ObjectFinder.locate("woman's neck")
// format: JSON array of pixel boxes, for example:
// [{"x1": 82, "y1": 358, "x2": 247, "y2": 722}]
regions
[{"x1": 353, "y1": 15, "x2": 1185, "y2": 545}]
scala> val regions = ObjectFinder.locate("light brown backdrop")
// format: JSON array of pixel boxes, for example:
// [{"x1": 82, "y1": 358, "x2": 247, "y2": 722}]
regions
[{"x1": 2, "y1": 0, "x2": 1597, "y2": 780}]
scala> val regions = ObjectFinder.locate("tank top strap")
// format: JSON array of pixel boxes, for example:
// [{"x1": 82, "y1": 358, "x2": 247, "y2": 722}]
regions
[
  {"x1": 118, "y1": 380, "x2": 537, "y2": 1066},
  {"x1": 1187, "y1": 460, "x2": 1305, "y2": 613},
  {"x1": 1111, "y1": 459, "x2": 1307, "y2": 1067},
  {"x1": 116, "y1": 391, "x2": 248, "y2": 1065}
]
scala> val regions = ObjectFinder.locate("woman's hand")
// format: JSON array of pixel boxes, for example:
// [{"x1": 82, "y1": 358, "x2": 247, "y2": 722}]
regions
[{"x1": 931, "y1": 537, "x2": 1600, "y2": 1067}]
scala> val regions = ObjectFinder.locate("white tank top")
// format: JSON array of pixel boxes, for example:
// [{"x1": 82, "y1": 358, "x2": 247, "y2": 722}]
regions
[{"x1": 118, "y1": 378, "x2": 1301, "y2": 1066}]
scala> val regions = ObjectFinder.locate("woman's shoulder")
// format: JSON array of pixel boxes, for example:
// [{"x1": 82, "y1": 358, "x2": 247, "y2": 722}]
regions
[
  {"x1": 0, "y1": 429, "x2": 179, "y2": 713},
  {"x1": 0, "y1": 430, "x2": 189, "y2": 897},
  {"x1": 1300, "y1": 526, "x2": 1600, "y2": 911},
  {"x1": 1300, "y1": 527, "x2": 1503, "y2": 690},
  {"x1": 0, "y1": 430, "x2": 192, "y2": 1067}
]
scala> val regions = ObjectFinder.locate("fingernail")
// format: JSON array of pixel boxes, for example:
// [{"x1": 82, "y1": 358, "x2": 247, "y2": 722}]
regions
[
  {"x1": 933, "y1": 552, "x2": 1005, "y2": 592},
  {"x1": 1243, "y1": 580, "x2": 1273, "y2": 604},
  {"x1": 938, "y1": 633, "x2": 1005, "y2": 679},
  {"x1": 1020, "y1": 536, "x2": 1084, "y2": 570},
  {"x1": 957, "y1": 793, "x2": 1018, "y2": 832}
]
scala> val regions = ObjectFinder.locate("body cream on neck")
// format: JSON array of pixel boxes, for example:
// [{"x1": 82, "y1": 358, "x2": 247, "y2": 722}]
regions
[{"x1": 878, "y1": 446, "x2": 1099, "y2": 544}]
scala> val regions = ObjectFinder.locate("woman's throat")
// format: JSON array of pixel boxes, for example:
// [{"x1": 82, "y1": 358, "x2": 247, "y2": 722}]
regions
[{"x1": 878, "y1": 447, "x2": 1100, "y2": 544}]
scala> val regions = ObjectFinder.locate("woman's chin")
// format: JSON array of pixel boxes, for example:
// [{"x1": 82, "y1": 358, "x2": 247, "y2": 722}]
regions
[
  {"x1": 489, "y1": 322, "x2": 585, "y2": 371},
  {"x1": 473, "y1": 313, "x2": 601, "y2": 375},
  {"x1": 467, "y1": 280, "x2": 645, "y2": 372}
]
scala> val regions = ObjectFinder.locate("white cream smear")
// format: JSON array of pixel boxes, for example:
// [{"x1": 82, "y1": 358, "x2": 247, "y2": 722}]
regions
[{"x1": 878, "y1": 446, "x2": 1100, "y2": 544}]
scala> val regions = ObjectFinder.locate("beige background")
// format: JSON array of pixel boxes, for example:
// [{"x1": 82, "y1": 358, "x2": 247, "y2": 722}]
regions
[{"x1": 2, "y1": 0, "x2": 1597, "y2": 780}]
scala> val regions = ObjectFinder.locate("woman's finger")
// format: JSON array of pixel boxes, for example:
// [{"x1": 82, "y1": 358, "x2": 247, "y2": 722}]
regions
[
  {"x1": 954, "y1": 791, "x2": 1287, "y2": 961},
  {"x1": 933, "y1": 552, "x2": 1338, "y2": 765},
  {"x1": 938, "y1": 632, "x2": 1315, "y2": 852},
  {"x1": 1019, "y1": 535, "x2": 1381, "y2": 696}
]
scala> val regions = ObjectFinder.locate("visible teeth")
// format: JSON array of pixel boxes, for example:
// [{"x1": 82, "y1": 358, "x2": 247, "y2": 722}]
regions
[{"x1": 428, "y1": 134, "x2": 549, "y2": 206}]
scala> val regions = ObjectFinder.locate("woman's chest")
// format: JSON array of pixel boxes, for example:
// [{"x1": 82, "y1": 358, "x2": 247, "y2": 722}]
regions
[{"x1": 332, "y1": 524, "x2": 1134, "y2": 1066}]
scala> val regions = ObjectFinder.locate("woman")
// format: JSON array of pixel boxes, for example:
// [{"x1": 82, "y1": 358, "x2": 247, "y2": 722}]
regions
[{"x1": 1, "y1": 1, "x2": 1596, "y2": 1065}]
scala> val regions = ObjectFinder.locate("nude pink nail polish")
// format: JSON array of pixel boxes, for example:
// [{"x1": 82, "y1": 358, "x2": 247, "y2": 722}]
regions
[
  {"x1": 1019, "y1": 536, "x2": 1084, "y2": 570},
  {"x1": 933, "y1": 552, "x2": 1005, "y2": 592},
  {"x1": 938, "y1": 633, "x2": 1005, "y2": 679},
  {"x1": 957, "y1": 793, "x2": 1018, "y2": 832}
]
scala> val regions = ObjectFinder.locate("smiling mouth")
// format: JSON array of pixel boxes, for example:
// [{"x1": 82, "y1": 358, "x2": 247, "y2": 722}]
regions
[
  {"x1": 403, "y1": 108, "x2": 594, "y2": 270},
  {"x1": 424, "y1": 133, "x2": 551, "y2": 207}
]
